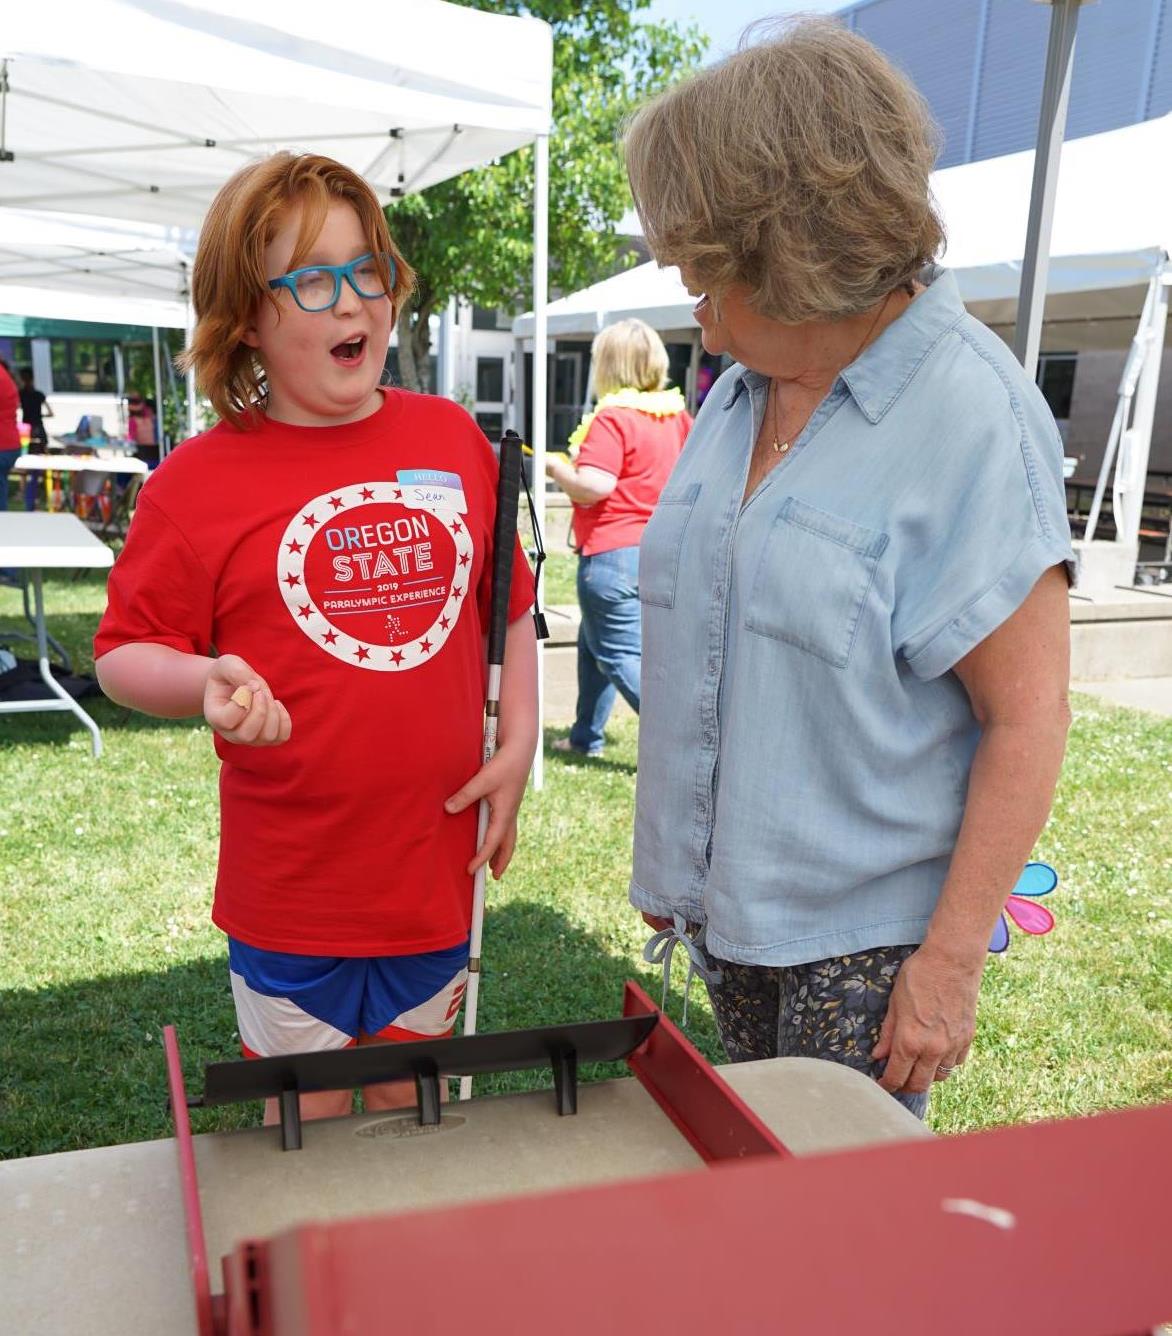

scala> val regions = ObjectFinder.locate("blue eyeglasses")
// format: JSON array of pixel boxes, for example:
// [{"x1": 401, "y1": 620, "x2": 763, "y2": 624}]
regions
[{"x1": 267, "y1": 252, "x2": 396, "y2": 313}]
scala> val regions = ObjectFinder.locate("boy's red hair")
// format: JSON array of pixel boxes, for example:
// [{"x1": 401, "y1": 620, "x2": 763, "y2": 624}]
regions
[{"x1": 180, "y1": 152, "x2": 415, "y2": 429}]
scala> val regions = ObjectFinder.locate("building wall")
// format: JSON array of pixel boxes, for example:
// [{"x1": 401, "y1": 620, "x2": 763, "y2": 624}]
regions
[
  {"x1": 1062, "y1": 347, "x2": 1172, "y2": 479},
  {"x1": 843, "y1": 0, "x2": 1171, "y2": 167}
]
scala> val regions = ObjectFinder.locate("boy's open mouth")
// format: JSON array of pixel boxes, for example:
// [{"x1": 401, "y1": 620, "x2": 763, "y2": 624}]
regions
[{"x1": 331, "y1": 334, "x2": 367, "y2": 365}]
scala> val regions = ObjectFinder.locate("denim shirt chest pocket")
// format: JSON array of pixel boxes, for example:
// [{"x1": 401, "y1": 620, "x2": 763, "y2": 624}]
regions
[
  {"x1": 639, "y1": 482, "x2": 701, "y2": 610},
  {"x1": 744, "y1": 496, "x2": 889, "y2": 668}
]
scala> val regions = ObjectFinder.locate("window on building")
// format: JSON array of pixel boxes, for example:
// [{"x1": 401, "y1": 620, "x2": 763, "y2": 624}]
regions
[
  {"x1": 122, "y1": 342, "x2": 158, "y2": 398},
  {"x1": 476, "y1": 357, "x2": 505, "y2": 403},
  {"x1": 472, "y1": 306, "x2": 506, "y2": 332},
  {"x1": 476, "y1": 411, "x2": 504, "y2": 442},
  {"x1": 48, "y1": 338, "x2": 120, "y2": 392},
  {"x1": 383, "y1": 348, "x2": 438, "y2": 394},
  {"x1": 1036, "y1": 352, "x2": 1077, "y2": 424},
  {"x1": 1, "y1": 337, "x2": 33, "y2": 372}
]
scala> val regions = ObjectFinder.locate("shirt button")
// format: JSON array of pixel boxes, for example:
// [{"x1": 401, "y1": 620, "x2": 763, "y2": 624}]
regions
[{"x1": 714, "y1": 585, "x2": 724, "y2": 599}]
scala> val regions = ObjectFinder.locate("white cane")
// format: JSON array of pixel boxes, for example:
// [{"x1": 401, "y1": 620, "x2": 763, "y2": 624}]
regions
[{"x1": 459, "y1": 431, "x2": 523, "y2": 1101}]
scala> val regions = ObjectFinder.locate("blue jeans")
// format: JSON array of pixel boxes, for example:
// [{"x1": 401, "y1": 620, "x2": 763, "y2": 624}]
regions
[
  {"x1": 570, "y1": 545, "x2": 642, "y2": 753},
  {"x1": 0, "y1": 449, "x2": 21, "y2": 511}
]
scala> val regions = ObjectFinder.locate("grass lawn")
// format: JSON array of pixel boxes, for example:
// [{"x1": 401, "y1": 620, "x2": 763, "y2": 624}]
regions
[{"x1": 1, "y1": 570, "x2": 1169, "y2": 1158}]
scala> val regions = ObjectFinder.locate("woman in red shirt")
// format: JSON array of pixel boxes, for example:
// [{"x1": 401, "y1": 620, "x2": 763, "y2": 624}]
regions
[
  {"x1": 0, "y1": 358, "x2": 25, "y2": 512},
  {"x1": 545, "y1": 319, "x2": 691, "y2": 755}
]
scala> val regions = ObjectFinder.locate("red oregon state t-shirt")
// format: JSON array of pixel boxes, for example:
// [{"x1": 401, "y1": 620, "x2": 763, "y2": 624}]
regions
[
  {"x1": 570, "y1": 405, "x2": 691, "y2": 556},
  {"x1": 95, "y1": 390, "x2": 534, "y2": 956}
]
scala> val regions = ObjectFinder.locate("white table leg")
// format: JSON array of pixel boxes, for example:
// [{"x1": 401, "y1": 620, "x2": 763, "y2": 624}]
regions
[
  {"x1": 27, "y1": 570, "x2": 103, "y2": 758},
  {"x1": 19, "y1": 571, "x2": 72, "y2": 670}
]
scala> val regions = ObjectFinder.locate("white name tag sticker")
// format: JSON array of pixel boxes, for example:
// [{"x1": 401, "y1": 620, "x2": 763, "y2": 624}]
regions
[{"x1": 396, "y1": 468, "x2": 468, "y2": 514}]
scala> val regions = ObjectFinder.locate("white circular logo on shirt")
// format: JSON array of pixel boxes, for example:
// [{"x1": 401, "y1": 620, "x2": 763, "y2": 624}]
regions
[{"x1": 276, "y1": 481, "x2": 472, "y2": 672}]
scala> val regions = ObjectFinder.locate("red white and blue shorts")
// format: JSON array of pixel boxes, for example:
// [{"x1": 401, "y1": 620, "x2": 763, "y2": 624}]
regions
[{"x1": 227, "y1": 937, "x2": 470, "y2": 1058}]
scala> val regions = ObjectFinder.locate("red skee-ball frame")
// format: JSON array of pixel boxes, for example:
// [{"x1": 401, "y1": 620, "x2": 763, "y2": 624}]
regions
[
  {"x1": 170, "y1": 995, "x2": 1172, "y2": 1334},
  {"x1": 163, "y1": 1024, "x2": 217, "y2": 1336},
  {"x1": 622, "y1": 979, "x2": 790, "y2": 1162}
]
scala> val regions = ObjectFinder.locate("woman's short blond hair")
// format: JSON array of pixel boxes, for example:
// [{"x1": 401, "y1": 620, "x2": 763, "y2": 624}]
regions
[
  {"x1": 590, "y1": 318, "x2": 670, "y2": 397},
  {"x1": 623, "y1": 18, "x2": 944, "y2": 324},
  {"x1": 180, "y1": 152, "x2": 415, "y2": 428}
]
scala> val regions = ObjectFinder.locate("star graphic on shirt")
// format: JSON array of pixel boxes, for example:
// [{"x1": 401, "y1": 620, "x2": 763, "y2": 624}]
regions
[
  {"x1": 419, "y1": 638, "x2": 433, "y2": 654},
  {"x1": 301, "y1": 512, "x2": 318, "y2": 529},
  {"x1": 439, "y1": 615, "x2": 451, "y2": 630},
  {"x1": 390, "y1": 649, "x2": 405, "y2": 665},
  {"x1": 354, "y1": 646, "x2": 370, "y2": 662},
  {"x1": 393, "y1": 488, "x2": 403, "y2": 500},
  {"x1": 450, "y1": 519, "x2": 463, "y2": 535},
  {"x1": 458, "y1": 553, "x2": 470, "y2": 568},
  {"x1": 297, "y1": 603, "x2": 313, "y2": 620},
  {"x1": 286, "y1": 539, "x2": 304, "y2": 555},
  {"x1": 451, "y1": 585, "x2": 464, "y2": 601},
  {"x1": 283, "y1": 572, "x2": 301, "y2": 588},
  {"x1": 328, "y1": 495, "x2": 344, "y2": 510},
  {"x1": 322, "y1": 630, "x2": 338, "y2": 645},
  {"x1": 360, "y1": 486, "x2": 375, "y2": 502}
]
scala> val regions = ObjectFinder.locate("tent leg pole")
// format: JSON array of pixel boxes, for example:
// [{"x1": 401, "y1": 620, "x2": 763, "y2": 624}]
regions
[
  {"x1": 687, "y1": 329, "x2": 701, "y2": 415},
  {"x1": 512, "y1": 337, "x2": 526, "y2": 436},
  {"x1": 1013, "y1": 0, "x2": 1082, "y2": 381},
  {"x1": 532, "y1": 133, "x2": 549, "y2": 793},
  {"x1": 152, "y1": 327, "x2": 165, "y2": 458},
  {"x1": 1113, "y1": 268, "x2": 1168, "y2": 553},
  {"x1": 183, "y1": 263, "x2": 197, "y2": 440}
]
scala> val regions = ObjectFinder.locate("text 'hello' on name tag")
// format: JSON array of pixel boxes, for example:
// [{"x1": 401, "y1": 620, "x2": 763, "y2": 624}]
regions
[{"x1": 396, "y1": 469, "x2": 468, "y2": 514}]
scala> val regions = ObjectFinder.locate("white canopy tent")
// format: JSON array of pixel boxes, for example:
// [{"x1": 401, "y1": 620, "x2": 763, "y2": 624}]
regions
[
  {"x1": 515, "y1": 113, "x2": 1172, "y2": 561},
  {"x1": 0, "y1": 209, "x2": 194, "y2": 438},
  {"x1": 516, "y1": 114, "x2": 1172, "y2": 340},
  {"x1": 1, "y1": 0, "x2": 553, "y2": 447},
  {"x1": 0, "y1": 210, "x2": 193, "y2": 309},
  {"x1": 2, "y1": 0, "x2": 555, "y2": 778},
  {"x1": 0, "y1": 0, "x2": 552, "y2": 224}
]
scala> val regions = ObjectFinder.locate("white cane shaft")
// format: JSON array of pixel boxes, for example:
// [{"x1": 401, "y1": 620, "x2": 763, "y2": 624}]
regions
[
  {"x1": 468, "y1": 801, "x2": 489, "y2": 958},
  {"x1": 458, "y1": 968, "x2": 482, "y2": 1102},
  {"x1": 461, "y1": 668, "x2": 503, "y2": 1101}
]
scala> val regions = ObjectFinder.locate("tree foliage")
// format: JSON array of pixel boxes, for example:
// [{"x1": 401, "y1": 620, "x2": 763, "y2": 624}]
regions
[{"x1": 386, "y1": 0, "x2": 706, "y2": 390}]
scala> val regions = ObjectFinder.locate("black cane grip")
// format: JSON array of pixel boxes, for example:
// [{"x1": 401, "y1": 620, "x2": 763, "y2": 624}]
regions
[{"x1": 488, "y1": 431, "x2": 524, "y2": 665}]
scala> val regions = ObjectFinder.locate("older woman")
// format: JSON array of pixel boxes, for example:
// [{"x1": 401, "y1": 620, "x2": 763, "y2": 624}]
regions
[
  {"x1": 546, "y1": 319, "x2": 690, "y2": 756},
  {"x1": 624, "y1": 20, "x2": 1074, "y2": 1116}
]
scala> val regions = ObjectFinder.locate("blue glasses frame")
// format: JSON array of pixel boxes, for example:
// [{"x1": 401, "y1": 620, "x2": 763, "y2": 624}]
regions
[{"x1": 267, "y1": 252, "x2": 396, "y2": 313}]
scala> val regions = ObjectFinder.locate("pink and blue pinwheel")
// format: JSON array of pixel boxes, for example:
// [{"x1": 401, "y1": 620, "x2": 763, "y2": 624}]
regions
[{"x1": 989, "y1": 862, "x2": 1058, "y2": 953}]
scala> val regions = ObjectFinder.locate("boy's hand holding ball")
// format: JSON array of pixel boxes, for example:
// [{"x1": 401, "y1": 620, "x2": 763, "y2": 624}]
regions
[{"x1": 204, "y1": 654, "x2": 292, "y2": 746}]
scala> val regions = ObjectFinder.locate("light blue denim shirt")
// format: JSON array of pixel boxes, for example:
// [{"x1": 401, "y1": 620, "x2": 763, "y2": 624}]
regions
[{"x1": 630, "y1": 267, "x2": 1075, "y2": 967}]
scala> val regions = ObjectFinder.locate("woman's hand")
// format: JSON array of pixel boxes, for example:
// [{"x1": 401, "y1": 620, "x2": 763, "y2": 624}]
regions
[
  {"x1": 871, "y1": 943, "x2": 983, "y2": 1094},
  {"x1": 641, "y1": 912, "x2": 672, "y2": 932},
  {"x1": 204, "y1": 654, "x2": 292, "y2": 747},
  {"x1": 445, "y1": 736, "x2": 534, "y2": 879}
]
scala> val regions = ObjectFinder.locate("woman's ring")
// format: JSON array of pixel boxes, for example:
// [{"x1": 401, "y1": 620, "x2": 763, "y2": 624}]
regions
[{"x1": 937, "y1": 1064, "x2": 957, "y2": 1076}]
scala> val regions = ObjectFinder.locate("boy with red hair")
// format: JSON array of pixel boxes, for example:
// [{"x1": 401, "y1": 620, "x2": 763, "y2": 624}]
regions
[{"x1": 96, "y1": 153, "x2": 537, "y2": 1122}]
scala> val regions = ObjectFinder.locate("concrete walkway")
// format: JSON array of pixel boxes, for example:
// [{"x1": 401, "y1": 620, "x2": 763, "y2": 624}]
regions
[
  {"x1": 1075, "y1": 677, "x2": 1172, "y2": 718},
  {"x1": 541, "y1": 603, "x2": 634, "y2": 727}
]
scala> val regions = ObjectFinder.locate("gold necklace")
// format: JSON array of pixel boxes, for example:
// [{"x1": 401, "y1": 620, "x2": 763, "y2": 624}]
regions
[{"x1": 769, "y1": 290, "x2": 898, "y2": 454}]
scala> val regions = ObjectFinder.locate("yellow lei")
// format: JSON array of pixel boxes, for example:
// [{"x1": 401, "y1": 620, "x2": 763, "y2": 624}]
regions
[{"x1": 567, "y1": 386, "x2": 687, "y2": 457}]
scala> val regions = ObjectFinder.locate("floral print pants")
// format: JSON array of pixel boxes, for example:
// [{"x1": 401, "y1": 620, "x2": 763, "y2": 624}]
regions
[{"x1": 702, "y1": 944, "x2": 930, "y2": 1120}]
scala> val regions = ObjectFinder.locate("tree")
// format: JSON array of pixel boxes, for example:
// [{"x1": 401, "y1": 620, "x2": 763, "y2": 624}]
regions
[{"x1": 386, "y1": 1, "x2": 706, "y2": 392}]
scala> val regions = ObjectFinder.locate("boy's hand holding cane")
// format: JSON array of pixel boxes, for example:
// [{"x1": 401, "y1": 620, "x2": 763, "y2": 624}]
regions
[{"x1": 444, "y1": 726, "x2": 535, "y2": 880}]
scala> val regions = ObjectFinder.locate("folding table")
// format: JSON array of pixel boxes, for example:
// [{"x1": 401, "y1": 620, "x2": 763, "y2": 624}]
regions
[{"x1": 0, "y1": 512, "x2": 113, "y2": 757}]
